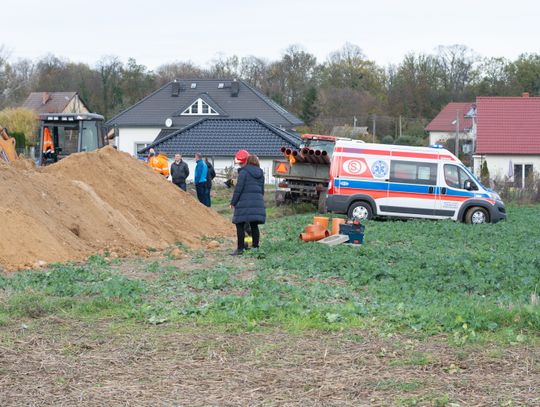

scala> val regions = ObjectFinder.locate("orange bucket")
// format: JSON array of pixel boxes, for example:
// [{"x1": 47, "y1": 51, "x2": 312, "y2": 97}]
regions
[
  {"x1": 331, "y1": 218, "x2": 346, "y2": 235},
  {"x1": 313, "y1": 216, "x2": 329, "y2": 230}
]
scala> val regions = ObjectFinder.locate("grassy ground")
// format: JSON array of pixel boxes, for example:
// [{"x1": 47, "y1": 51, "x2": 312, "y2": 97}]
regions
[{"x1": 1, "y1": 204, "x2": 539, "y2": 405}]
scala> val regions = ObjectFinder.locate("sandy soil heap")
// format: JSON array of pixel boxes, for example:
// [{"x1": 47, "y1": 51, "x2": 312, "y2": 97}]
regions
[{"x1": 0, "y1": 146, "x2": 233, "y2": 270}]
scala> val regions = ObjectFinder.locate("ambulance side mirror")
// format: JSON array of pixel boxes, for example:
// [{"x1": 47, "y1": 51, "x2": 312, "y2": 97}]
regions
[{"x1": 464, "y1": 180, "x2": 477, "y2": 191}]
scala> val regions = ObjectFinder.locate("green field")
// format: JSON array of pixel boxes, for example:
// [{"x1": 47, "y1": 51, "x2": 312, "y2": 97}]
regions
[
  {"x1": 2, "y1": 204, "x2": 539, "y2": 341},
  {"x1": 1, "y1": 204, "x2": 539, "y2": 405}
]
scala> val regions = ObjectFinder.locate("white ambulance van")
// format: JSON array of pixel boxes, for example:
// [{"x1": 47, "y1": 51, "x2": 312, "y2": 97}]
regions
[{"x1": 326, "y1": 140, "x2": 506, "y2": 224}]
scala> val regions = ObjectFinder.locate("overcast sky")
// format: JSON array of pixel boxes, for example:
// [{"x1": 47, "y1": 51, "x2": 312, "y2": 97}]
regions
[{"x1": 1, "y1": 0, "x2": 539, "y2": 69}]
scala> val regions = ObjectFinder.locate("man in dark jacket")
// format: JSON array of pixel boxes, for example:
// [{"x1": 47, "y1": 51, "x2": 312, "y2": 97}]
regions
[
  {"x1": 170, "y1": 153, "x2": 190, "y2": 191},
  {"x1": 230, "y1": 153, "x2": 266, "y2": 256},
  {"x1": 205, "y1": 157, "x2": 216, "y2": 207}
]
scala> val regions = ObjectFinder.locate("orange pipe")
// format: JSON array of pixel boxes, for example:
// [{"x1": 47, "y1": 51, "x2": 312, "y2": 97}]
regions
[
  {"x1": 300, "y1": 229, "x2": 329, "y2": 242},
  {"x1": 331, "y1": 218, "x2": 346, "y2": 235},
  {"x1": 313, "y1": 216, "x2": 329, "y2": 230},
  {"x1": 304, "y1": 223, "x2": 325, "y2": 234}
]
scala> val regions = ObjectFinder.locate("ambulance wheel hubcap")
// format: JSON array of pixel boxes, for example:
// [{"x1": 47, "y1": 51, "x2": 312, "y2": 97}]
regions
[
  {"x1": 471, "y1": 211, "x2": 486, "y2": 224},
  {"x1": 352, "y1": 206, "x2": 368, "y2": 220}
]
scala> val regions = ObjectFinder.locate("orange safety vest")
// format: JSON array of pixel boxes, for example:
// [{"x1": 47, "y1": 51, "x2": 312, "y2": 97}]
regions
[
  {"x1": 42, "y1": 127, "x2": 54, "y2": 154},
  {"x1": 148, "y1": 154, "x2": 170, "y2": 177}
]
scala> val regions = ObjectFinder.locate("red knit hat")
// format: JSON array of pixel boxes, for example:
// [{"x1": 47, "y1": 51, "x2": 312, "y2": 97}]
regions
[{"x1": 234, "y1": 149, "x2": 249, "y2": 164}]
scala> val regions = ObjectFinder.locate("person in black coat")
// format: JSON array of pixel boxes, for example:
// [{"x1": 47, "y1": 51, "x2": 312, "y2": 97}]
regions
[
  {"x1": 204, "y1": 157, "x2": 216, "y2": 206},
  {"x1": 170, "y1": 153, "x2": 190, "y2": 191},
  {"x1": 230, "y1": 154, "x2": 266, "y2": 256}
]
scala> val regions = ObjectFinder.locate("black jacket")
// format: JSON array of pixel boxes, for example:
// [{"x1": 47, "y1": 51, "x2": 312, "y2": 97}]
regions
[
  {"x1": 231, "y1": 165, "x2": 266, "y2": 224},
  {"x1": 170, "y1": 160, "x2": 189, "y2": 184},
  {"x1": 206, "y1": 161, "x2": 216, "y2": 188}
]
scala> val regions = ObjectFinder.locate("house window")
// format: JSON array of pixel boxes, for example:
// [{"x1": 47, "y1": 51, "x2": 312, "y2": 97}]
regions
[
  {"x1": 514, "y1": 164, "x2": 534, "y2": 188},
  {"x1": 181, "y1": 98, "x2": 219, "y2": 115},
  {"x1": 135, "y1": 143, "x2": 149, "y2": 157}
]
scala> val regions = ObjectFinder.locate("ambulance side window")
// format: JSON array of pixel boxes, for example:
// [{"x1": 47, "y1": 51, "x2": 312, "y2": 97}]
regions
[
  {"x1": 390, "y1": 160, "x2": 437, "y2": 185},
  {"x1": 444, "y1": 164, "x2": 474, "y2": 189}
]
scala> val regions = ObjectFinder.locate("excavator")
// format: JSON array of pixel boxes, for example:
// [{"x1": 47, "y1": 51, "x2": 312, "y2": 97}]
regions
[
  {"x1": 38, "y1": 113, "x2": 107, "y2": 165},
  {"x1": 0, "y1": 126, "x2": 17, "y2": 163}
]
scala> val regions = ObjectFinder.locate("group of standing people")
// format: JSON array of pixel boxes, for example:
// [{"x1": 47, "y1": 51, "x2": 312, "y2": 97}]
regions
[
  {"x1": 147, "y1": 147, "x2": 266, "y2": 255},
  {"x1": 148, "y1": 148, "x2": 215, "y2": 207}
]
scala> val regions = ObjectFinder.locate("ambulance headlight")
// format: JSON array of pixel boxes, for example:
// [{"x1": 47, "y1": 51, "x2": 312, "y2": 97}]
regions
[{"x1": 489, "y1": 191, "x2": 501, "y2": 201}]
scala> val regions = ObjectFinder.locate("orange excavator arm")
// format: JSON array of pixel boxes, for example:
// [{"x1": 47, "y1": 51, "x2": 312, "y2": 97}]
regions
[{"x1": 0, "y1": 126, "x2": 18, "y2": 163}]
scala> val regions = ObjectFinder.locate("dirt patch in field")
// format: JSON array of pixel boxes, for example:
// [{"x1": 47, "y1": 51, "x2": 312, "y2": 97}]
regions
[
  {"x1": 0, "y1": 147, "x2": 233, "y2": 271},
  {"x1": 0, "y1": 321, "x2": 538, "y2": 406}
]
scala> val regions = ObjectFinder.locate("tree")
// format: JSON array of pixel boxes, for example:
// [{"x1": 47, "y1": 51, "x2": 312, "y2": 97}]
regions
[
  {"x1": 472, "y1": 57, "x2": 514, "y2": 96},
  {"x1": 507, "y1": 53, "x2": 540, "y2": 95},
  {"x1": 0, "y1": 107, "x2": 38, "y2": 144},
  {"x1": 267, "y1": 45, "x2": 317, "y2": 111},
  {"x1": 121, "y1": 58, "x2": 156, "y2": 108},
  {"x1": 209, "y1": 54, "x2": 241, "y2": 79},
  {"x1": 387, "y1": 53, "x2": 445, "y2": 119},
  {"x1": 300, "y1": 86, "x2": 319, "y2": 125},
  {"x1": 97, "y1": 56, "x2": 124, "y2": 118},
  {"x1": 320, "y1": 42, "x2": 385, "y2": 95},
  {"x1": 155, "y1": 61, "x2": 209, "y2": 84},
  {"x1": 239, "y1": 56, "x2": 268, "y2": 89},
  {"x1": 435, "y1": 44, "x2": 478, "y2": 100}
]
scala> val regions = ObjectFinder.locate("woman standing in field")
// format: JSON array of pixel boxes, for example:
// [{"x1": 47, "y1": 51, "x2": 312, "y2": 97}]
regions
[{"x1": 230, "y1": 152, "x2": 266, "y2": 256}]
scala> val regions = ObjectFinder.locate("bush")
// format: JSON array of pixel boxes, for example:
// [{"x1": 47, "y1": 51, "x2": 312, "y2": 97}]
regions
[{"x1": 481, "y1": 160, "x2": 490, "y2": 186}]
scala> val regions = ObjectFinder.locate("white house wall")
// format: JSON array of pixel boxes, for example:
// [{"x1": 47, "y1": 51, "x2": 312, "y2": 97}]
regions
[
  {"x1": 428, "y1": 131, "x2": 473, "y2": 146},
  {"x1": 116, "y1": 127, "x2": 161, "y2": 156},
  {"x1": 473, "y1": 154, "x2": 540, "y2": 180}
]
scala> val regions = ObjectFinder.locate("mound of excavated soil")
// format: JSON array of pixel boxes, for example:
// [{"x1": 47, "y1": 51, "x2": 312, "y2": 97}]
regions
[{"x1": 0, "y1": 146, "x2": 233, "y2": 271}]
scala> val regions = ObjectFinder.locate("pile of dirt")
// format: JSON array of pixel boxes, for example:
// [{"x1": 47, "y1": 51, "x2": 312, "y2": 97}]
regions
[{"x1": 0, "y1": 146, "x2": 233, "y2": 270}]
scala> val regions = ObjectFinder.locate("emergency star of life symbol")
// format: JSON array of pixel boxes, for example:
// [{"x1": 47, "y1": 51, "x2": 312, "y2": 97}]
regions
[
  {"x1": 343, "y1": 159, "x2": 367, "y2": 175},
  {"x1": 371, "y1": 160, "x2": 388, "y2": 178}
]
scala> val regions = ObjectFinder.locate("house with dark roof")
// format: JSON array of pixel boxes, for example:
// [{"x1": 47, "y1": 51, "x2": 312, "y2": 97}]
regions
[
  {"x1": 473, "y1": 93, "x2": 540, "y2": 187},
  {"x1": 425, "y1": 102, "x2": 475, "y2": 153},
  {"x1": 21, "y1": 92, "x2": 90, "y2": 114},
  {"x1": 106, "y1": 79, "x2": 303, "y2": 158}
]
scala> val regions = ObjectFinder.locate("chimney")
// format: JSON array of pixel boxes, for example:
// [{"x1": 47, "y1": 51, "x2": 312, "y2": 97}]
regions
[
  {"x1": 522, "y1": 92, "x2": 530, "y2": 98},
  {"x1": 171, "y1": 80, "x2": 180, "y2": 97},
  {"x1": 41, "y1": 92, "x2": 51, "y2": 105},
  {"x1": 230, "y1": 80, "x2": 240, "y2": 97}
]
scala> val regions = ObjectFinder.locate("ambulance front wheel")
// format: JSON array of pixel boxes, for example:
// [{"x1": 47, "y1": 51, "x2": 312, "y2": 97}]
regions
[
  {"x1": 348, "y1": 201, "x2": 373, "y2": 221},
  {"x1": 465, "y1": 206, "x2": 490, "y2": 224}
]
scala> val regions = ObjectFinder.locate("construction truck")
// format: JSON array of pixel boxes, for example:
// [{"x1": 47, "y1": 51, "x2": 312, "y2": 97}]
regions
[
  {"x1": 272, "y1": 134, "x2": 340, "y2": 212},
  {"x1": 38, "y1": 113, "x2": 107, "y2": 166},
  {"x1": 0, "y1": 126, "x2": 18, "y2": 163}
]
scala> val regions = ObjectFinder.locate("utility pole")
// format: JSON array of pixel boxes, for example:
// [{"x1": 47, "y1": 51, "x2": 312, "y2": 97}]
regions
[
  {"x1": 372, "y1": 115, "x2": 377, "y2": 143},
  {"x1": 399, "y1": 115, "x2": 402, "y2": 138},
  {"x1": 455, "y1": 110, "x2": 460, "y2": 157}
]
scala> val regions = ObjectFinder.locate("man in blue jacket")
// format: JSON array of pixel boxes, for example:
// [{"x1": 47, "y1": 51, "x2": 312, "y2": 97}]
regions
[{"x1": 194, "y1": 152, "x2": 209, "y2": 206}]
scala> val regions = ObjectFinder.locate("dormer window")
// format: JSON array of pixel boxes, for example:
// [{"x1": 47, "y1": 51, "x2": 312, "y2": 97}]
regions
[{"x1": 182, "y1": 98, "x2": 219, "y2": 115}]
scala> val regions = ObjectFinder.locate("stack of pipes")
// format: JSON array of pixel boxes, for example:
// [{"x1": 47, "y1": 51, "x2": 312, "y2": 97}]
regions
[{"x1": 279, "y1": 146, "x2": 330, "y2": 165}]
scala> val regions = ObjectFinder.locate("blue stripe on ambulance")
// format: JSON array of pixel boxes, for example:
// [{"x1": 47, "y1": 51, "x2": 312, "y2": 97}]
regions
[{"x1": 335, "y1": 179, "x2": 490, "y2": 198}]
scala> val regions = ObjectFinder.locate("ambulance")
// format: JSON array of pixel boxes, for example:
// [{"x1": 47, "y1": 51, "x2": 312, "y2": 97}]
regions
[{"x1": 326, "y1": 140, "x2": 506, "y2": 224}]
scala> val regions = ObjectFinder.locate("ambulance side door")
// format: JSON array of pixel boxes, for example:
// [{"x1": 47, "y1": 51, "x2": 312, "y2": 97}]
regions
[
  {"x1": 380, "y1": 159, "x2": 437, "y2": 218},
  {"x1": 435, "y1": 163, "x2": 475, "y2": 219}
]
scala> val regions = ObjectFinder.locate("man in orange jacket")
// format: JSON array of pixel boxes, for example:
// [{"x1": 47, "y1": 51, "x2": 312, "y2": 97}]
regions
[
  {"x1": 43, "y1": 127, "x2": 54, "y2": 155},
  {"x1": 147, "y1": 148, "x2": 170, "y2": 177}
]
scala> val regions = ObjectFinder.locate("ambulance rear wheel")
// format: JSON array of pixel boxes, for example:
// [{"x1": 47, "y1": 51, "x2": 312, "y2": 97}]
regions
[
  {"x1": 465, "y1": 206, "x2": 489, "y2": 224},
  {"x1": 348, "y1": 201, "x2": 373, "y2": 221}
]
